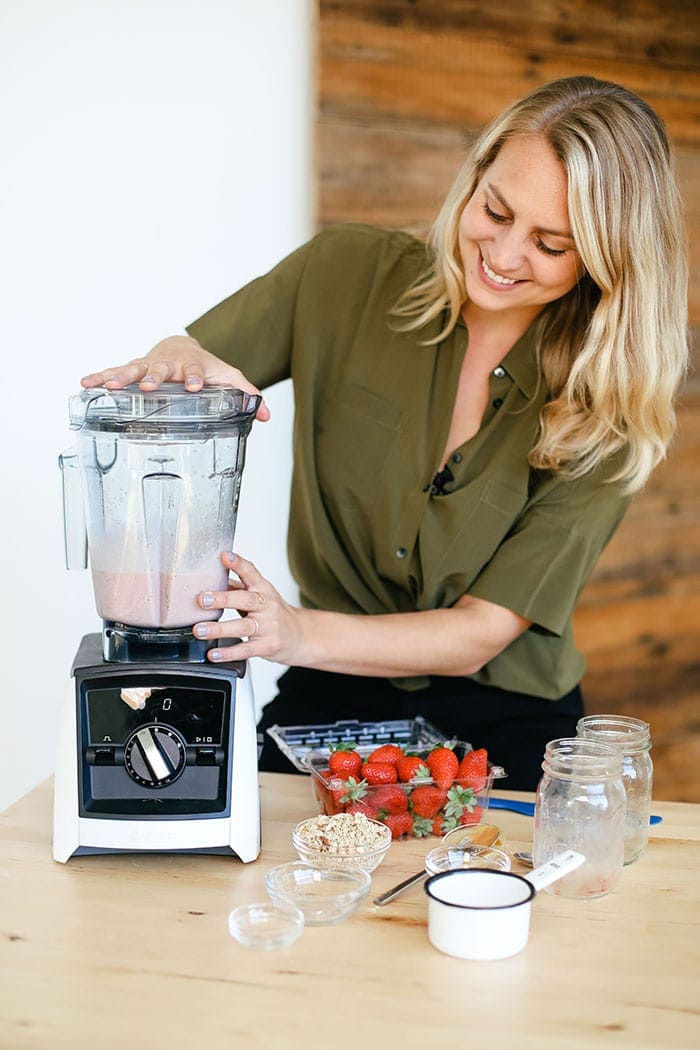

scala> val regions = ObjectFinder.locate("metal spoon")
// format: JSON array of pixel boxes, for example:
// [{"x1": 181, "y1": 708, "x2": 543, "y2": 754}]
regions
[
  {"x1": 373, "y1": 868, "x2": 431, "y2": 905},
  {"x1": 513, "y1": 850, "x2": 534, "y2": 867},
  {"x1": 373, "y1": 824, "x2": 501, "y2": 906}
]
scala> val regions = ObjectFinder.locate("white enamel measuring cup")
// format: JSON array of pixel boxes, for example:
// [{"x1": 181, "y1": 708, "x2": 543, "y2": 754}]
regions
[{"x1": 424, "y1": 849, "x2": 585, "y2": 960}]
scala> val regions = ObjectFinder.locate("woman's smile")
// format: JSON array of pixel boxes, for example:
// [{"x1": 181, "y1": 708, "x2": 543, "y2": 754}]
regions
[{"x1": 479, "y1": 252, "x2": 523, "y2": 288}]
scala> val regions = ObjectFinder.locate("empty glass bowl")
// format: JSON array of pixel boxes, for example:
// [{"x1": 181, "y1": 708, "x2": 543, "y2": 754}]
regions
[
  {"x1": 228, "y1": 901, "x2": 304, "y2": 950},
  {"x1": 292, "y1": 814, "x2": 392, "y2": 873},
  {"x1": 265, "y1": 861, "x2": 371, "y2": 925},
  {"x1": 424, "y1": 843, "x2": 512, "y2": 875}
]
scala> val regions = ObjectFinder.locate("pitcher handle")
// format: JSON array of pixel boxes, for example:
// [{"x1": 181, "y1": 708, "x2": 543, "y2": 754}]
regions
[{"x1": 58, "y1": 448, "x2": 88, "y2": 569}]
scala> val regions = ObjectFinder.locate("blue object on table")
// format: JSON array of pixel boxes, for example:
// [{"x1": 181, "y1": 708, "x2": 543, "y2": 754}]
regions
[{"x1": 488, "y1": 796, "x2": 662, "y2": 825}]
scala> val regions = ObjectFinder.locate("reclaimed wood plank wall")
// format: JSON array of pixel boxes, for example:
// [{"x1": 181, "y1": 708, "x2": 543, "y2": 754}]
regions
[{"x1": 316, "y1": 0, "x2": 700, "y2": 800}]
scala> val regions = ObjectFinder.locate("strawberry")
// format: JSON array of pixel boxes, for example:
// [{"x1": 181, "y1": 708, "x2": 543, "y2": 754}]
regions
[
  {"x1": 328, "y1": 742, "x2": 363, "y2": 779},
  {"x1": 459, "y1": 806, "x2": 483, "y2": 826},
  {"x1": 316, "y1": 770, "x2": 346, "y2": 814},
  {"x1": 366, "y1": 743, "x2": 404, "y2": 766},
  {"x1": 369, "y1": 785, "x2": 409, "y2": 816},
  {"x1": 430, "y1": 813, "x2": 457, "y2": 836},
  {"x1": 457, "y1": 748, "x2": 489, "y2": 791},
  {"x1": 396, "y1": 754, "x2": 431, "y2": 783},
  {"x1": 430, "y1": 813, "x2": 445, "y2": 837},
  {"x1": 338, "y1": 775, "x2": 369, "y2": 805},
  {"x1": 409, "y1": 784, "x2": 448, "y2": 819},
  {"x1": 444, "y1": 784, "x2": 477, "y2": 824},
  {"x1": 412, "y1": 815, "x2": 434, "y2": 838},
  {"x1": 383, "y1": 811, "x2": 414, "y2": 839},
  {"x1": 427, "y1": 745, "x2": 459, "y2": 790},
  {"x1": 360, "y1": 761, "x2": 398, "y2": 785},
  {"x1": 317, "y1": 771, "x2": 368, "y2": 814},
  {"x1": 345, "y1": 800, "x2": 376, "y2": 819}
]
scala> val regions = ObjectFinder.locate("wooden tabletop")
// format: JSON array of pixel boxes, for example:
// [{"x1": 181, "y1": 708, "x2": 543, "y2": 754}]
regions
[{"x1": 1, "y1": 774, "x2": 699, "y2": 1049}]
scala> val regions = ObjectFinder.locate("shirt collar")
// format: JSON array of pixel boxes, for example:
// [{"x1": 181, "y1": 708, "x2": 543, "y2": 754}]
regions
[
  {"x1": 455, "y1": 316, "x2": 541, "y2": 400},
  {"x1": 500, "y1": 325, "x2": 540, "y2": 399}
]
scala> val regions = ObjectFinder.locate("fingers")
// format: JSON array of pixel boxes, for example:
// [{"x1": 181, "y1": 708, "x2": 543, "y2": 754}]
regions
[
  {"x1": 80, "y1": 336, "x2": 271, "y2": 419},
  {"x1": 223, "y1": 551, "x2": 265, "y2": 590},
  {"x1": 193, "y1": 553, "x2": 278, "y2": 662},
  {"x1": 198, "y1": 586, "x2": 265, "y2": 615},
  {"x1": 254, "y1": 398, "x2": 271, "y2": 423},
  {"x1": 192, "y1": 610, "x2": 269, "y2": 665},
  {"x1": 81, "y1": 357, "x2": 151, "y2": 390},
  {"x1": 80, "y1": 343, "x2": 182, "y2": 391},
  {"x1": 137, "y1": 359, "x2": 177, "y2": 389},
  {"x1": 141, "y1": 338, "x2": 204, "y2": 390}
]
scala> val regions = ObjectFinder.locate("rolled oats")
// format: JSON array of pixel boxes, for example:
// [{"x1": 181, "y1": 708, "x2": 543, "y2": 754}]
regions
[{"x1": 296, "y1": 813, "x2": 388, "y2": 854}]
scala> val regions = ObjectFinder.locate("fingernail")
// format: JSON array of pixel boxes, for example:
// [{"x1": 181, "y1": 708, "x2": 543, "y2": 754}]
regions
[
  {"x1": 186, "y1": 375, "x2": 200, "y2": 387},
  {"x1": 201, "y1": 592, "x2": 215, "y2": 608},
  {"x1": 193, "y1": 624, "x2": 209, "y2": 638},
  {"x1": 225, "y1": 551, "x2": 237, "y2": 562},
  {"x1": 209, "y1": 649, "x2": 224, "y2": 661},
  {"x1": 142, "y1": 374, "x2": 157, "y2": 384}
]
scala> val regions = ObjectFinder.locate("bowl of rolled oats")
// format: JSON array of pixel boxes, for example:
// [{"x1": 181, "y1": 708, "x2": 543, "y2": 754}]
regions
[{"x1": 292, "y1": 812, "x2": 392, "y2": 873}]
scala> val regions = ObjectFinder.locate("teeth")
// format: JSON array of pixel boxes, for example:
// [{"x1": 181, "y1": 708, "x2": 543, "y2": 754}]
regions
[{"x1": 481, "y1": 257, "x2": 517, "y2": 285}]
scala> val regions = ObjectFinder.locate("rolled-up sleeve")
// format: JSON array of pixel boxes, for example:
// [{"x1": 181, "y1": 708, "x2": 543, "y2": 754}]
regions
[{"x1": 185, "y1": 237, "x2": 317, "y2": 389}]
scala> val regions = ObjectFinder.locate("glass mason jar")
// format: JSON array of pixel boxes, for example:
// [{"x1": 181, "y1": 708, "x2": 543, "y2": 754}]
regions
[
  {"x1": 577, "y1": 714, "x2": 653, "y2": 865},
  {"x1": 533, "y1": 738, "x2": 626, "y2": 899}
]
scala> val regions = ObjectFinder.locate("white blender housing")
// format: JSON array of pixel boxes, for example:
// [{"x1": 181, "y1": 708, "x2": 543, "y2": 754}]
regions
[{"x1": 53, "y1": 384, "x2": 262, "y2": 863}]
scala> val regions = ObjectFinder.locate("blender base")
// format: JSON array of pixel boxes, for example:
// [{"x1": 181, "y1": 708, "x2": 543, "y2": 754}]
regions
[{"x1": 52, "y1": 633, "x2": 260, "y2": 864}]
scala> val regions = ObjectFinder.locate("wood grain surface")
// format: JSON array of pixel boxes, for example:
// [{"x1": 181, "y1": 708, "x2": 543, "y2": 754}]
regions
[
  {"x1": 317, "y1": 1, "x2": 700, "y2": 800},
  {"x1": 1, "y1": 774, "x2": 699, "y2": 1050}
]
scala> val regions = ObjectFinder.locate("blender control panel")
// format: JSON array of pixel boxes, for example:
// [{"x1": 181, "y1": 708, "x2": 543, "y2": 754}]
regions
[{"x1": 77, "y1": 671, "x2": 235, "y2": 818}]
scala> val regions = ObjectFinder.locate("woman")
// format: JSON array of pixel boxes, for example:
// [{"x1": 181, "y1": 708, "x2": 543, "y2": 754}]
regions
[{"x1": 81, "y1": 76, "x2": 688, "y2": 789}]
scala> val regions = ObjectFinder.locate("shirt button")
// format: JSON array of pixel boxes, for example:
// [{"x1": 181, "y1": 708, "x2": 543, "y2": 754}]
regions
[
  {"x1": 451, "y1": 453, "x2": 462, "y2": 463},
  {"x1": 492, "y1": 397, "x2": 503, "y2": 409},
  {"x1": 395, "y1": 547, "x2": 408, "y2": 559},
  {"x1": 493, "y1": 366, "x2": 506, "y2": 378}
]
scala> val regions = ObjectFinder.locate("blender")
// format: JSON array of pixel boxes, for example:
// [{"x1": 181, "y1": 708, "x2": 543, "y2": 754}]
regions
[{"x1": 53, "y1": 384, "x2": 261, "y2": 863}]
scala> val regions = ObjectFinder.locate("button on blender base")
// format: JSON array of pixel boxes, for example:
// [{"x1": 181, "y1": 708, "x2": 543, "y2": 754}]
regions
[
  {"x1": 86, "y1": 746, "x2": 116, "y2": 766},
  {"x1": 195, "y1": 747, "x2": 224, "y2": 766}
]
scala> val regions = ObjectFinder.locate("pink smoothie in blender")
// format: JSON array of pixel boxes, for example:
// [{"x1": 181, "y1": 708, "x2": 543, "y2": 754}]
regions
[{"x1": 60, "y1": 384, "x2": 259, "y2": 657}]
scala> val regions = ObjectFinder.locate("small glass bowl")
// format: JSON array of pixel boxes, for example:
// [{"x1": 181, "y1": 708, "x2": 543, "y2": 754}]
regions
[
  {"x1": 228, "y1": 901, "x2": 304, "y2": 950},
  {"x1": 425, "y1": 843, "x2": 512, "y2": 875},
  {"x1": 292, "y1": 815, "x2": 392, "y2": 873},
  {"x1": 265, "y1": 861, "x2": 371, "y2": 925}
]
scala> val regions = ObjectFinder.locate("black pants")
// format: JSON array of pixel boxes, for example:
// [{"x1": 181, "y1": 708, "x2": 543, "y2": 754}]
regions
[{"x1": 256, "y1": 666, "x2": 584, "y2": 792}]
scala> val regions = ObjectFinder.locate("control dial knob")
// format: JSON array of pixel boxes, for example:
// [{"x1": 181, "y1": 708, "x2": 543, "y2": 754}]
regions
[{"x1": 124, "y1": 724, "x2": 187, "y2": 788}]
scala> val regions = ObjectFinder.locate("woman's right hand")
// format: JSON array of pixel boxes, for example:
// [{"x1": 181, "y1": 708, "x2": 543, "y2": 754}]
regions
[{"x1": 80, "y1": 335, "x2": 270, "y2": 421}]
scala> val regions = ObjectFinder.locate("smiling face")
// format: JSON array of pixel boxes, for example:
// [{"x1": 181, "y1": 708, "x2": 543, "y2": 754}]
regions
[{"x1": 458, "y1": 133, "x2": 583, "y2": 333}]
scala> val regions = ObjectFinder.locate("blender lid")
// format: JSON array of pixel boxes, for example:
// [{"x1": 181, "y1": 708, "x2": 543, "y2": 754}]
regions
[{"x1": 69, "y1": 384, "x2": 261, "y2": 433}]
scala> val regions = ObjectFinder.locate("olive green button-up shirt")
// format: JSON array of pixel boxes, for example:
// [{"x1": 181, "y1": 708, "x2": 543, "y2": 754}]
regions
[{"x1": 187, "y1": 224, "x2": 631, "y2": 699}]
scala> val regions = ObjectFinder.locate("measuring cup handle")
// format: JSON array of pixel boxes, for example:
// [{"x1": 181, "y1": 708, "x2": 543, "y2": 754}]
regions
[{"x1": 527, "y1": 850, "x2": 586, "y2": 892}]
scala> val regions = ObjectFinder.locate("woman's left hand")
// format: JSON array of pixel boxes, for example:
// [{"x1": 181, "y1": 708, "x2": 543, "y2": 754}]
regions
[{"x1": 193, "y1": 552, "x2": 305, "y2": 664}]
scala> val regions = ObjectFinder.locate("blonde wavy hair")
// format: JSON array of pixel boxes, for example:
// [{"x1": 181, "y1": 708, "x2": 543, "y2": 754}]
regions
[{"x1": 393, "y1": 76, "x2": 689, "y2": 492}]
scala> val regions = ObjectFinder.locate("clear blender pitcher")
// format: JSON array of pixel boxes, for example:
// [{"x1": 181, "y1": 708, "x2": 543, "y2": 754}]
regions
[{"x1": 60, "y1": 384, "x2": 260, "y2": 660}]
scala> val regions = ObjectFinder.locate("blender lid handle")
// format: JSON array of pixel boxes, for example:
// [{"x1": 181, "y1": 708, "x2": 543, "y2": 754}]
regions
[{"x1": 58, "y1": 448, "x2": 88, "y2": 570}]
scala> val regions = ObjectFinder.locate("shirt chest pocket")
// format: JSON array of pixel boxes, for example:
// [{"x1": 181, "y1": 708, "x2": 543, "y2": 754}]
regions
[
  {"x1": 315, "y1": 382, "x2": 406, "y2": 509},
  {"x1": 424, "y1": 478, "x2": 527, "y2": 599}
]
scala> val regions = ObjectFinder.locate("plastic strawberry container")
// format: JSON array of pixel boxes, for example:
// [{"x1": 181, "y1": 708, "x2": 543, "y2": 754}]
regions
[
  {"x1": 265, "y1": 716, "x2": 447, "y2": 770},
  {"x1": 266, "y1": 718, "x2": 506, "y2": 839}
]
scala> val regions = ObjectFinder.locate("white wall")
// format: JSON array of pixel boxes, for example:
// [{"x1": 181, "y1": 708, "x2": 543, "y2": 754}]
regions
[{"x1": 0, "y1": 0, "x2": 314, "y2": 811}]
